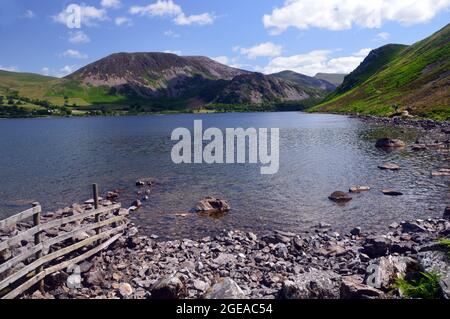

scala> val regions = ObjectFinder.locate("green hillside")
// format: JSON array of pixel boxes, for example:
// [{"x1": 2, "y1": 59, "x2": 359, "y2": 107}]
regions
[{"x1": 312, "y1": 23, "x2": 450, "y2": 120}]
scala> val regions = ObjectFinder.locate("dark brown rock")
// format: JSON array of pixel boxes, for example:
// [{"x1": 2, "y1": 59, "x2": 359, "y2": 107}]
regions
[
  {"x1": 340, "y1": 276, "x2": 385, "y2": 299},
  {"x1": 151, "y1": 274, "x2": 187, "y2": 299},
  {"x1": 194, "y1": 197, "x2": 230, "y2": 213},
  {"x1": 361, "y1": 236, "x2": 392, "y2": 258},
  {"x1": 375, "y1": 138, "x2": 406, "y2": 148},
  {"x1": 328, "y1": 191, "x2": 352, "y2": 203}
]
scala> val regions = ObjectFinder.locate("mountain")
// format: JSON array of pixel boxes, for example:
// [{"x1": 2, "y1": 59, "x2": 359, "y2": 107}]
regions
[
  {"x1": 312, "y1": 23, "x2": 450, "y2": 120},
  {"x1": 314, "y1": 73, "x2": 346, "y2": 86},
  {"x1": 66, "y1": 52, "x2": 250, "y2": 99},
  {"x1": 325, "y1": 44, "x2": 408, "y2": 100},
  {"x1": 271, "y1": 70, "x2": 336, "y2": 91},
  {"x1": 1, "y1": 52, "x2": 333, "y2": 115},
  {"x1": 214, "y1": 72, "x2": 324, "y2": 104}
]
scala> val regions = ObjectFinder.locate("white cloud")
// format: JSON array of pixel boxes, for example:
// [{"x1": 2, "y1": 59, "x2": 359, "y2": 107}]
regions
[
  {"x1": 101, "y1": 0, "x2": 122, "y2": 9},
  {"x1": 130, "y1": 0, "x2": 214, "y2": 26},
  {"x1": 69, "y1": 31, "x2": 90, "y2": 44},
  {"x1": 115, "y1": 17, "x2": 133, "y2": 26},
  {"x1": 263, "y1": 0, "x2": 450, "y2": 33},
  {"x1": 210, "y1": 56, "x2": 250, "y2": 69},
  {"x1": 263, "y1": 48, "x2": 372, "y2": 76},
  {"x1": 374, "y1": 32, "x2": 391, "y2": 41},
  {"x1": 354, "y1": 48, "x2": 372, "y2": 57},
  {"x1": 58, "y1": 65, "x2": 78, "y2": 77},
  {"x1": 163, "y1": 50, "x2": 182, "y2": 55},
  {"x1": 41, "y1": 67, "x2": 50, "y2": 76},
  {"x1": 174, "y1": 13, "x2": 214, "y2": 25},
  {"x1": 239, "y1": 42, "x2": 283, "y2": 59},
  {"x1": 53, "y1": 5, "x2": 108, "y2": 27},
  {"x1": 164, "y1": 30, "x2": 180, "y2": 37},
  {"x1": 212, "y1": 56, "x2": 230, "y2": 65},
  {"x1": 0, "y1": 65, "x2": 18, "y2": 72},
  {"x1": 130, "y1": 0, "x2": 182, "y2": 17},
  {"x1": 23, "y1": 10, "x2": 35, "y2": 19},
  {"x1": 60, "y1": 49, "x2": 88, "y2": 59}
]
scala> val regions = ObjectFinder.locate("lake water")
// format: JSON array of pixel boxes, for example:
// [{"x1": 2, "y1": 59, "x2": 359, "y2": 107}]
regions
[{"x1": 0, "y1": 112, "x2": 448, "y2": 239}]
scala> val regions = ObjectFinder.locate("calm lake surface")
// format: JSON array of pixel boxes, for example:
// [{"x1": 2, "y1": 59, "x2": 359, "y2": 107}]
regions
[{"x1": 0, "y1": 112, "x2": 448, "y2": 239}]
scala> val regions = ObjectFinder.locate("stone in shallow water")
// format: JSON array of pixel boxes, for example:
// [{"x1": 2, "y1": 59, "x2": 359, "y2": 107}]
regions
[
  {"x1": 444, "y1": 206, "x2": 450, "y2": 220},
  {"x1": 328, "y1": 191, "x2": 352, "y2": 203},
  {"x1": 194, "y1": 197, "x2": 230, "y2": 213},
  {"x1": 378, "y1": 163, "x2": 400, "y2": 170},
  {"x1": 349, "y1": 185, "x2": 371, "y2": 193},
  {"x1": 431, "y1": 169, "x2": 450, "y2": 176},
  {"x1": 382, "y1": 189, "x2": 403, "y2": 196},
  {"x1": 375, "y1": 138, "x2": 406, "y2": 148}
]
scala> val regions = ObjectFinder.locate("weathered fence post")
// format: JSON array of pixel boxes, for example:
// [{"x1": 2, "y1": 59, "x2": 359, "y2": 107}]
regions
[
  {"x1": 93, "y1": 184, "x2": 100, "y2": 235},
  {"x1": 32, "y1": 202, "x2": 44, "y2": 291}
]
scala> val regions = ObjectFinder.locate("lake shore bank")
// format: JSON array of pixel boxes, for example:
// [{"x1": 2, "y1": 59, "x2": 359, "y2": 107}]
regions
[
  {"x1": 2, "y1": 108, "x2": 450, "y2": 126},
  {"x1": 2, "y1": 198, "x2": 448, "y2": 300}
]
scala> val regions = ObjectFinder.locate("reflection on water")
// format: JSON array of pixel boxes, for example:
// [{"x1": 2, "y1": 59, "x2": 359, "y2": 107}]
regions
[{"x1": 0, "y1": 112, "x2": 448, "y2": 240}]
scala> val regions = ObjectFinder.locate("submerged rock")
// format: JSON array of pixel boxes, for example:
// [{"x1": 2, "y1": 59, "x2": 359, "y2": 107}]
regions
[
  {"x1": 382, "y1": 189, "x2": 403, "y2": 196},
  {"x1": 328, "y1": 191, "x2": 352, "y2": 203},
  {"x1": 378, "y1": 163, "x2": 400, "y2": 170},
  {"x1": 375, "y1": 138, "x2": 406, "y2": 148},
  {"x1": 204, "y1": 278, "x2": 246, "y2": 299},
  {"x1": 194, "y1": 197, "x2": 230, "y2": 213},
  {"x1": 444, "y1": 206, "x2": 450, "y2": 220}
]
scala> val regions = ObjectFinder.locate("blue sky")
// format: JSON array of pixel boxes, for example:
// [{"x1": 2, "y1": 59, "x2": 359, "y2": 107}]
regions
[{"x1": 0, "y1": 0, "x2": 449, "y2": 77}]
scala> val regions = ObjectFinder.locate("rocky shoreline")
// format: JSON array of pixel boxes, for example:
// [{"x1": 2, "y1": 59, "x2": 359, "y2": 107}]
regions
[
  {"x1": 6, "y1": 200, "x2": 448, "y2": 300},
  {"x1": 352, "y1": 114, "x2": 450, "y2": 133}
]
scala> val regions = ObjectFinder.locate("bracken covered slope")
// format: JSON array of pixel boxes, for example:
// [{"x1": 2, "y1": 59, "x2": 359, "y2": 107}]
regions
[{"x1": 313, "y1": 23, "x2": 450, "y2": 120}]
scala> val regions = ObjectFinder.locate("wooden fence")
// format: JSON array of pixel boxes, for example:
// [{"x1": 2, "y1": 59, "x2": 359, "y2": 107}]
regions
[{"x1": 0, "y1": 184, "x2": 127, "y2": 299}]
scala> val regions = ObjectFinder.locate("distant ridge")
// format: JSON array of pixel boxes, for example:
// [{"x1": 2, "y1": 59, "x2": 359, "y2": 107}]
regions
[{"x1": 314, "y1": 73, "x2": 346, "y2": 86}]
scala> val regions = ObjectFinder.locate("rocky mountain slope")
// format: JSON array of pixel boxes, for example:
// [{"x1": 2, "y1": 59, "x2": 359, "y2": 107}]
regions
[
  {"x1": 313, "y1": 23, "x2": 450, "y2": 120},
  {"x1": 214, "y1": 72, "x2": 325, "y2": 104},
  {"x1": 314, "y1": 73, "x2": 346, "y2": 86},
  {"x1": 66, "y1": 52, "x2": 250, "y2": 99},
  {"x1": 271, "y1": 70, "x2": 336, "y2": 91}
]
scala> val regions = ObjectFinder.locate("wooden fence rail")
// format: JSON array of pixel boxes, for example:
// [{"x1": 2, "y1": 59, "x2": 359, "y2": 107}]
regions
[{"x1": 0, "y1": 184, "x2": 127, "y2": 299}]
